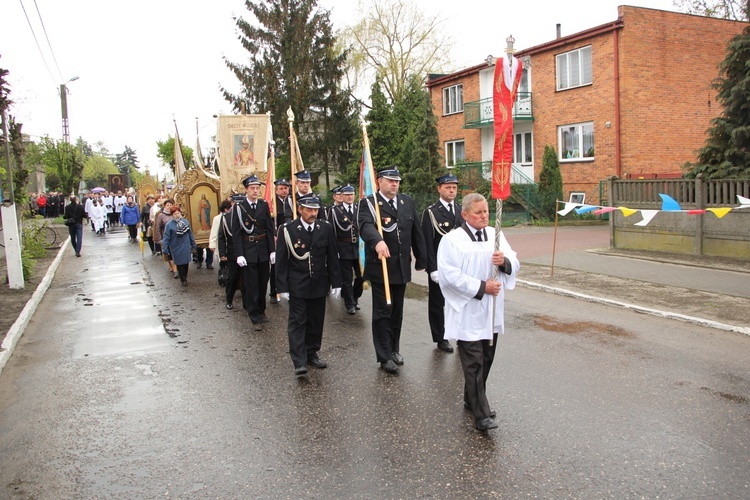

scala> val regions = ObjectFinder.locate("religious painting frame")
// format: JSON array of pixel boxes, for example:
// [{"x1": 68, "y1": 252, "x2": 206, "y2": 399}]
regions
[
  {"x1": 216, "y1": 114, "x2": 270, "y2": 200},
  {"x1": 172, "y1": 168, "x2": 221, "y2": 246},
  {"x1": 108, "y1": 174, "x2": 125, "y2": 194},
  {"x1": 135, "y1": 171, "x2": 160, "y2": 207}
]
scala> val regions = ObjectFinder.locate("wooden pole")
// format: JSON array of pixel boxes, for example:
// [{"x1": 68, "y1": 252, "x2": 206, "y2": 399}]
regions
[
  {"x1": 287, "y1": 107, "x2": 298, "y2": 217},
  {"x1": 551, "y1": 200, "x2": 559, "y2": 277},
  {"x1": 361, "y1": 121, "x2": 391, "y2": 305}
]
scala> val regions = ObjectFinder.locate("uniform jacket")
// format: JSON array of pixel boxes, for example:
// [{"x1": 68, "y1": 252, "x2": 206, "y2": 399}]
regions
[
  {"x1": 330, "y1": 202, "x2": 360, "y2": 261},
  {"x1": 421, "y1": 200, "x2": 464, "y2": 273},
  {"x1": 217, "y1": 212, "x2": 236, "y2": 260},
  {"x1": 275, "y1": 218, "x2": 342, "y2": 299},
  {"x1": 358, "y1": 192, "x2": 427, "y2": 285},
  {"x1": 275, "y1": 195, "x2": 293, "y2": 230},
  {"x1": 231, "y1": 197, "x2": 275, "y2": 263}
]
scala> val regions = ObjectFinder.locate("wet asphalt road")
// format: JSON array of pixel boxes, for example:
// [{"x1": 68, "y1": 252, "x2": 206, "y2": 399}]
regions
[{"x1": 0, "y1": 226, "x2": 749, "y2": 498}]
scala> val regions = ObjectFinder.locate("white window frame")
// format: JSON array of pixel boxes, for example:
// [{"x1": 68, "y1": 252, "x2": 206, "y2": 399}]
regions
[
  {"x1": 556, "y1": 46, "x2": 592, "y2": 91},
  {"x1": 514, "y1": 132, "x2": 533, "y2": 164},
  {"x1": 558, "y1": 122, "x2": 595, "y2": 162},
  {"x1": 445, "y1": 140, "x2": 465, "y2": 167},
  {"x1": 442, "y1": 84, "x2": 463, "y2": 115}
]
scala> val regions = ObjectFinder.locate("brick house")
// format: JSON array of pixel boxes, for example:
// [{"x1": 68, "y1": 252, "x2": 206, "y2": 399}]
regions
[{"x1": 426, "y1": 6, "x2": 748, "y2": 206}]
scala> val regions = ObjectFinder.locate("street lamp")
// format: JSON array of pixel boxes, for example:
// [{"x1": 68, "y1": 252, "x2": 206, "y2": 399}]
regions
[{"x1": 60, "y1": 76, "x2": 79, "y2": 143}]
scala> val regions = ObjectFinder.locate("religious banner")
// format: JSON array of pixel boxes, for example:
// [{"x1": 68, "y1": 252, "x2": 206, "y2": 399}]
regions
[
  {"x1": 217, "y1": 114, "x2": 270, "y2": 199},
  {"x1": 492, "y1": 54, "x2": 523, "y2": 200},
  {"x1": 171, "y1": 168, "x2": 221, "y2": 247},
  {"x1": 108, "y1": 173, "x2": 125, "y2": 194}
]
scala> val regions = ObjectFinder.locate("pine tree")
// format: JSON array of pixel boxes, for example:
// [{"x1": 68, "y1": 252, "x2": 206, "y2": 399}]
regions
[
  {"x1": 222, "y1": 0, "x2": 354, "y2": 180},
  {"x1": 685, "y1": 26, "x2": 750, "y2": 179}
]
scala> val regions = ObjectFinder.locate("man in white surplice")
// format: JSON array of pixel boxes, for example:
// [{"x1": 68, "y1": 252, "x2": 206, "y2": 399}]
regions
[{"x1": 437, "y1": 193, "x2": 519, "y2": 432}]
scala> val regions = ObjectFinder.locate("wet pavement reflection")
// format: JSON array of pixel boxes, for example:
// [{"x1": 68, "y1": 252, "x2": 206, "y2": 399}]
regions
[{"x1": 0, "y1": 225, "x2": 748, "y2": 497}]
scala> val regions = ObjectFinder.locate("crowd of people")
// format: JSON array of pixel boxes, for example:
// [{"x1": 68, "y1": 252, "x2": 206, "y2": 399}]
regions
[{"x1": 59, "y1": 168, "x2": 520, "y2": 432}]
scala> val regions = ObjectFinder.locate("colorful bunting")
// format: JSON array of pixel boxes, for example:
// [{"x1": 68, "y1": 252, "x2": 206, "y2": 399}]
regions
[{"x1": 556, "y1": 194, "x2": 748, "y2": 227}]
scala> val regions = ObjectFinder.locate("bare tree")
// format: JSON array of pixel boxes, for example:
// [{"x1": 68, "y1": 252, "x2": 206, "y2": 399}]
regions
[
  {"x1": 344, "y1": 0, "x2": 453, "y2": 104},
  {"x1": 672, "y1": 0, "x2": 749, "y2": 20}
]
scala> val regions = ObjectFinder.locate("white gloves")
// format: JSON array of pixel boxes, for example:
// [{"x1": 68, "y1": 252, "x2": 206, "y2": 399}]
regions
[
  {"x1": 279, "y1": 292, "x2": 290, "y2": 301},
  {"x1": 330, "y1": 288, "x2": 341, "y2": 299},
  {"x1": 430, "y1": 271, "x2": 439, "y2": 283},
  {"x1": 237, "y1": 256, "x2": 247, "y2": 267},
  {"x1": 270, "y1": 252, "x2": 276, "y2": 265}
]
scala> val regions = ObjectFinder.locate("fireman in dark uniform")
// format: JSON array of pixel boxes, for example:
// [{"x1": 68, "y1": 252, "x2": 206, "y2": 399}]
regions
[
  {"x1": 232, "y1": 174, "x2": 275, "y2": 329},
  {"x1": 293, "y1": 170, "x2": 326, "y2": 221},
  {"x1": 269, "y1": 178, "x2": 294, "y2": 304},
  {"x1": 421, "y1": 172, "x2": 464, "y2": 353},
  {"x1": 330, "y1": 184, "x2": 363, "y2": 314},
  {"x1": 358, "y1": 167, "x2": 428, "y2": 374},
  {"x1": 275, "y1": 194, "x2": 342, "y2": 377}
]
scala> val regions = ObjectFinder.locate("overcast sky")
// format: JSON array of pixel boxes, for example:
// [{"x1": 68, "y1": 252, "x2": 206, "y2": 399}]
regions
[{"x1": 1, "y1": 0, "x2": 677, "y2": 176}]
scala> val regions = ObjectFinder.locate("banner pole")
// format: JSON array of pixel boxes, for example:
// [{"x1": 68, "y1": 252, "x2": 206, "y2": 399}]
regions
[
  {"x1": 551, "y1": 200, "x2": 559, "y2": 277},
  {"x1": 286, "y1": 107, "x2": 298, "y2": 217},
  {"x1": 361, "y1": 121, "x2": 391, "y2": 305}
]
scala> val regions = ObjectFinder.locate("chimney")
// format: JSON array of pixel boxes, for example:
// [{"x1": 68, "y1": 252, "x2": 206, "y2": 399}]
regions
[{"x1": 556, "y1": 23, "x2": 561, "y2": 39}]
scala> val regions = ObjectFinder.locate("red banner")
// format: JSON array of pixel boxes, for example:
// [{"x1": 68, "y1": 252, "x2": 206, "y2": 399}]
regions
[{"x1": 492, "y1": 55, "x2": 522, "y2": 200}]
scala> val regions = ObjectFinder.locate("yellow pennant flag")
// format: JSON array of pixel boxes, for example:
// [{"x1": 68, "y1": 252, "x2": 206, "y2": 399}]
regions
[
  {"x1": 707, "y1": 207, "x2": 733, "y2": 219},
  {"x1": 619, "y1": 207, "x2": 638, "y2": 217}
]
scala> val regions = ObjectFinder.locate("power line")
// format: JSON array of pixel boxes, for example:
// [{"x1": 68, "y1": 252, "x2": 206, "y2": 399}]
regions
[
  {"x1": 32, "y1": 0, "x2": 64, "y2": 83},
  {"x1": 17, "y1": 0, "x2": 57, "y2": 86}
]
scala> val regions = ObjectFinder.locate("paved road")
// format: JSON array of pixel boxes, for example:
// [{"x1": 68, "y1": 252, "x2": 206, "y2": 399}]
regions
[{"x1": 0, "y1": 225, "x2": 748, "y2": 497}]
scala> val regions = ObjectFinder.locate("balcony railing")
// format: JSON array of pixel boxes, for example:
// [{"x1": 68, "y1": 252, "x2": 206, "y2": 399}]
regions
[
  {"x1": 456, "y1": 160, "x2": 535, "y2": 185},
  {"x1": 463, "y1": 92, "x2": 533, "y2": 129}
]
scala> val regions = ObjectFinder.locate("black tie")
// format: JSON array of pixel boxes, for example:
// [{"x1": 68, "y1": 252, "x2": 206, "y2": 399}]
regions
[
  {"x1": 389, "y1": 199, "x2": 396, "y2": 212},
  {"x1": 308, "y1": 226, "x2": 313, "y2": 234},
  {"x1": 475, "y1": 230, "x2": 483, "y2": 242},
  {"x1": 347, "y1": 206, "x2": 353, "y2": 218},
  {"x1": 251, "y1": 203, "x2": 256, "y2": 211},
  {"x1": 448, "y1": 203, "x2": 453, "y2": 215}
]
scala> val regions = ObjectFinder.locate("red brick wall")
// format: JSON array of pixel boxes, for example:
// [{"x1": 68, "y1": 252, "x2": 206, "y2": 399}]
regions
[
  {"x1": 429, "y1": 72, "x2": 483, "y2": 166},
  {"x1": 617, "y1": 7, "x2": 746, "y2": 179}
]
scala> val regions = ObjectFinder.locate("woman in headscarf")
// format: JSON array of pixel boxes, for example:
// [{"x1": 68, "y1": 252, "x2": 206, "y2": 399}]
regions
[
  {"x1": 154, "y1": 199, "x2": 179, "y2": 278},
  {"x1": 161, "y1": 205, "x2": 197, "y2": 286}
]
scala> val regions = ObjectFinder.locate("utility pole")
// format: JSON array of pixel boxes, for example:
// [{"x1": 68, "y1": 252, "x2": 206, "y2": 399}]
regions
[{"x1": 1, "y1": 108, "x2": 25, "y2": 289}]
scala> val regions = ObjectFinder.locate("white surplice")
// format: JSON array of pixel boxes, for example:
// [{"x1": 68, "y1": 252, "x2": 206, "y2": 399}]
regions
[{"x1": 437, "y1": 227, "x2": 519, "y2": 341}]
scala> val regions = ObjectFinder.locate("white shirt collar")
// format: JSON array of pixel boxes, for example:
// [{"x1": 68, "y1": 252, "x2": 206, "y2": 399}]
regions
[{"x1": 301, "y1": 220, "x2": 314, "y2": 232}]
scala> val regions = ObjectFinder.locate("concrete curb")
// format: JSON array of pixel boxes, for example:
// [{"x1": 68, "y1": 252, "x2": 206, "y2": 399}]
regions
[
  {"x1": 517, "y1": 279, "x2": 750, "y2": 337},
  {"x1": 0, "y1": 237, "x2": 70, "y2": 376}
]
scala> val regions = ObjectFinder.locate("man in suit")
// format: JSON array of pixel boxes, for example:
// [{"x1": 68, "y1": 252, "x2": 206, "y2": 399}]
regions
[
  {"x1": 269, "y1": 178, "x2": 294, "y2": 305},
  {"x1": 421, "y1": 172, "x2": 464, "y2": 353},
  {"x1": 358, "y1": 166, "x2": 428, "y2": 374},
  {"x1": 232, "y1": 175, "x2": 276, "y2": 330},
  {"x1": 330, "y1": 184, "x2": 363, "y2": 314},
  {"x1": 276, "y1": 194, "x2": 342, "y2": 377}
]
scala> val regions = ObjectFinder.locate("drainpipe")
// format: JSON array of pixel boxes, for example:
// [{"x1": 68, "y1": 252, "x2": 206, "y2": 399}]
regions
[{"x1": 613, "y1": 28, "x2": 622, "y2": 178}]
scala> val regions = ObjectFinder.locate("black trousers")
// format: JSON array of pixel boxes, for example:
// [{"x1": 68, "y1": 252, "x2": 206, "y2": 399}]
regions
[
  {"x1": 457, "y1": 334, "x2": 498, "y2": 421},
  {"x1": 242, "y1": 261, "x2": 269, "y2": 324},
  {"x1": 427, "y1": 279, "x2": 446, "y2": 343},
  {"x1": 269, "y1": 263, "x2": 277, "y2": 295},
  {"x1": 287, "y1": 296, "x2": 326, "y2": 368},
  {"x1": 370, "y1": 282, "x2": 406, "y2": 363},
  {"x1": 127, "y1": 224, "x2": 138, "y2": 240},
  {"x1": 225, "y1": 259, "x2": 242, "y2": 306},
  {"x1": 339, "y1": 258, "x2": 363, "y2": 308},
  {"x1": 176, "y1": 263, "x2": 189, "y2": 282}
]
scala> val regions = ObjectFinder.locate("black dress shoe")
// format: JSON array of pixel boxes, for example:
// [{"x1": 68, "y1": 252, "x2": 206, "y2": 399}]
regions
[
  {"x1": 308, "y1": 358, "x2": 327, "y2": 369},
  {"x1": 475, "y1": 417, "x2": 498, "y2": 431},
  {"x1": 464, "y1": 402, "x2": 496, "y2": 418},
  {"x1": 380, "y1": 360, "x2": 399, "y2": 373},
  {"x1": 354, "y1": 303, "x2": 360, "y2": 310},
  {"x1": 294, "y1": 366, "x2": 308, "y2": 376},
  {"x1": 269, "y1": 296, "x2": 279, "y2": 304},
  {"x1": 197, "y1": 262, "x2": 202, "y2": 269},
  {"x1": 346, "y1": 307, "x2": 356, "y2": 315},
  {"x1": 437, "y1": 340, "x2": 454, "y2": 353},
  {"x1": 206, "y1": 265, "x2": 214, "y2": 270},
  {"x1": 226, "y1": 303, "x2": 233, "y2": 310},
  {"x1": 391, "y1": 352, "x2": 404, "y2": 365}
]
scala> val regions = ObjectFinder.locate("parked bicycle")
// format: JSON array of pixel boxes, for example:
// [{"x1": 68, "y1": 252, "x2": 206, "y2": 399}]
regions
[{"x1": 0, "y1": 218, "x2": 58, "y2": 248}]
